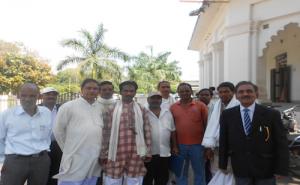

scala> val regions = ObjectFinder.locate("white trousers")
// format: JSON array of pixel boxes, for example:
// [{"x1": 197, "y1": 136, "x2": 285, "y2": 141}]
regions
[{"x1": 104, "y1": 176, "x2": 143, "y2": 185}]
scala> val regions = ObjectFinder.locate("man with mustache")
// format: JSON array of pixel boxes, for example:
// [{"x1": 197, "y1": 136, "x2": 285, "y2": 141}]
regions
[
  {"x1": 0, "y1": 83, "x2": 52, "y2": 185},
  {"x1": 219, "y1": 81, "x2": 289, "y2": 185},
  {"x1": 54, "y1": 79, "x2": 103, "y2": 185},
  {"x1": 143, "y1": 92, "x2": 176, "y2": 185},
  {"x1": 98, "y1": 81, "x2": 116, "y2": 111},
  {"x1": 170, "y1": 82, "x2": 208, "y2": 185},
  {"x1": 157, "y1": 81, "x2": 176, "y2": 110},
  {"x1": 100, "y1": 80, "x2": 152, "y2": 185},
  {"x1": 40, "y1": 87, "x2": 62, "y2": 185}
]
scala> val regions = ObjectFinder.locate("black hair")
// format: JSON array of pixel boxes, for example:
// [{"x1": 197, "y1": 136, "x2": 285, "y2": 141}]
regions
[
  {"x1": 235, "y1": 81, "x2": 257, "y2": 92},
  {"x1": 177, "y1": 82, "x2": 192, "y2": 92},
  {"x1": 209, "y1": 86, "x2": 215, "y2": 91},
  {"x1": 81, "y1": 78, "x2": 99, "y2": 89},
  {"x1": 198, "y1": 88, "x2": 213, "y2": 96},
  {"x1": 99, "y1": 81, "x2": 114, "y2": 89},
  {"x1": 217, "y1": 82, "x2": 235, "y2": 92},
  {"x1": 119, "y1": 80, "x2": 138, "y2": 91},
  {"x1": 157, "y1": 80, "x2": 170, "y2": 89}
]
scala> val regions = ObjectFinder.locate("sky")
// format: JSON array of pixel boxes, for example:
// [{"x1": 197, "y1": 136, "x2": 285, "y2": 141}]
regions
[{"x1": 0, "y1": 0, "x2": 200, "y2": 80}]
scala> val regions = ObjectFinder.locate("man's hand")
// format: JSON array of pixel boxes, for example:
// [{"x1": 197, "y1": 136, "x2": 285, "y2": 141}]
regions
[
  {"x1": 172, "y1": 146, "x2": 179, "y2": 156},
  {"x1": 205, "y1": 148, "x2": 214, "y2": 160},
  {"x1": 98, "y1": 158, "x2": 107, "y2": 166},
  {"x1": 142, "y1": 156, "x2": 152, "y2": 163}
]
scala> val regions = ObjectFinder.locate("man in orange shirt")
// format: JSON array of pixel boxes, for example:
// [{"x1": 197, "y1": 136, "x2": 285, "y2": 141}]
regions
[{"x1": 170, "y1": 83, "x2": 208, "y2": 185}]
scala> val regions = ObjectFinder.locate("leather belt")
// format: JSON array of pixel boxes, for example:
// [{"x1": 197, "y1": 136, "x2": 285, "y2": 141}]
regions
[{"x1": 7, "y1": 150, "x2": 48, "y2": 158}]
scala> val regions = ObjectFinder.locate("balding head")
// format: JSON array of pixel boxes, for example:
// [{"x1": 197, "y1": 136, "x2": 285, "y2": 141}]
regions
[{"x1": 19, "y1": 83, "x2": 39, "y2": 112}]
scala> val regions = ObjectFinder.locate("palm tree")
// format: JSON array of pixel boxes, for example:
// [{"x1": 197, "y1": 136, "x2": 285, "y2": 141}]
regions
[
  {"x1": 57, "y1": 24, "x2": 129, "y2": 83},
  {"x1": 128, "y1": 46, "x2": 181, "y2": 93}
]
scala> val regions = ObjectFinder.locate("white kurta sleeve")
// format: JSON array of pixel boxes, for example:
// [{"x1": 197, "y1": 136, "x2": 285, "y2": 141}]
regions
[{"x1": 53, "y1": 104, "x2": 69, "y2": 150}]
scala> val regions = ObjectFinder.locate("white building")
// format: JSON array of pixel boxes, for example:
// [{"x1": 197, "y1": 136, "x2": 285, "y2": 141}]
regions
[{"x1": 189, "y1": 0, "x2": 300, "y2": 102}]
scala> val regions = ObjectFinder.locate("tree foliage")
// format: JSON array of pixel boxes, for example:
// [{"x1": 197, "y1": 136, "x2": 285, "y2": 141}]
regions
[
  {"x1": 0, "y1": 40, "x2": 21, "y2": 55},
  {"x1": 128, "y1": 47, "x2": 181, "y2": 93},
  {"x1": 48, "y1": 68, "x2": 82, "y2": 94},
  {"x1": 57, "y1": 23, "x2": 129, "y2": 85},
  {"x1": 55, "y1": 68, "x2": 83, "y2": 84},
  {"x1": 0, "y1": 42, "x2": 53, "y2": 94}
]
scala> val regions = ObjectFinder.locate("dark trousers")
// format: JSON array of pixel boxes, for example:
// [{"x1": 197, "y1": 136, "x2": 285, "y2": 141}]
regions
[
  {"x1": 235, "y1": 176, "x2": 276, "y2": 185},
  {"x1": 47, "y1": 141, "x2": 63, "y2": 185},
  {"x1": 205, "y1": 160, "x2": 212, "y2": 184},
  {"x1": 0, "y1": 152, "x2": 50, "y2": 185},
  {"x1": 143, "y1": 155, "x2": 169, "y2": 185}
]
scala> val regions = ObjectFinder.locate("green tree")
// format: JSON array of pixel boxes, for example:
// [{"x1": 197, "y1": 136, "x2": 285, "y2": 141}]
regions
[
  {"x1": 0, "y1": 40, "x2": 21, "y2": 56},
  {"x1": 57, "y1": 24, "x2": 129, "y2": 84},
  {"x1": 47, "y1": 68, "x2": 82, "y2": 94},
  {"x1": 128, "y1": 47, "x2": 181, "y2": 93},
  {"x1": 0, "y1": 53, "x2": 53, "y2": 94},
  {"x1": 55, "y1": 68, "x2": 82, "y2": 84}
]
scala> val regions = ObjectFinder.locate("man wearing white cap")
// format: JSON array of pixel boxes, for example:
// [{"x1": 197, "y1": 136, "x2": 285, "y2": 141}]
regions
[
  {"x1": 143, "y1": 92, "x2": 176, "y2": 185},
  {"x1": 40, "y1": 87, "x2": 62, "y2": 185}
]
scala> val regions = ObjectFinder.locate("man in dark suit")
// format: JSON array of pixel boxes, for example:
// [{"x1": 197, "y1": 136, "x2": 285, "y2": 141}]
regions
[
  {"x1": 40, "y1": 87, "x2": 62, "y2": 185},
  {"x1": 219, "y1": 81, "x2": 289, "y2": 185}
]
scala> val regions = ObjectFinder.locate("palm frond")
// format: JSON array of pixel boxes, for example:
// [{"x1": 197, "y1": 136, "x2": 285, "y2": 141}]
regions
[
  {"x1": 157, "y1": 52, "x2": 171, "y2": 61},
  {"x1": 80, "y1": 29, "x2": 94, "y2": 54},
  {"x1": 57, "y1": 56, "x2": 85, "y2": 70},
  {"x1": 60, "y1": 39, "x2": 86, "y2": 53},
  {"x1": 94, "y1": 24, "x2": 106, "y2": 49},
  {"x1": 101, "y1": 45, "x2": 130, "y2": 61}
]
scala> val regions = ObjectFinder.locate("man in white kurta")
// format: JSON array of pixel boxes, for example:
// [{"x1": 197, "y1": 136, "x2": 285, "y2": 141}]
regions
[
  {"x1": 202, "y1": 82, "x2": 239, "y2": 185},
  {"x1": 54, "y1": 79, "x2": 103, "y2": 185}
]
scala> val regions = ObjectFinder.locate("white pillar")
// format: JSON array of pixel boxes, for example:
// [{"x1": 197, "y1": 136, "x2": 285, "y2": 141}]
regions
[
  {"x1": 212, "y1": 42, "x2": 224, "y2": 86},
  {"x1": 203, "y1": 53, "x2": 212, "y2": 88},
  {"x1": 198, "y1": 58, "x2": 205, "y2": 89},
  {"x1": 249, "y1": 21, "x2": 261, "y2": 83}
]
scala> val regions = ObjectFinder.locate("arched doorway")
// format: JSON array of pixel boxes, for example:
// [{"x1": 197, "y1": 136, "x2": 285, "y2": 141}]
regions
[{"x1": 261, "y1": 23, "x2": 300, "y2": 103}]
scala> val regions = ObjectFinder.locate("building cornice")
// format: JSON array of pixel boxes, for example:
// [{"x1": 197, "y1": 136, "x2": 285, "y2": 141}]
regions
[{"x1": 188, "y1": 2, "x2": 226, "y2": 51}]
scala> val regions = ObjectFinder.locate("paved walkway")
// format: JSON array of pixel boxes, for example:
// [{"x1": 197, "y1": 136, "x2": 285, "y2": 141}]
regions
[{"x1": 277, "y1": 176, "x2": 300, "y2": 185}]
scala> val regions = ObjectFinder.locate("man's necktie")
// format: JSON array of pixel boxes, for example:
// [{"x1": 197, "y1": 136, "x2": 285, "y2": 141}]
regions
[{"x1": 243, "y1": 108, "x2": 252, "y2": 135}]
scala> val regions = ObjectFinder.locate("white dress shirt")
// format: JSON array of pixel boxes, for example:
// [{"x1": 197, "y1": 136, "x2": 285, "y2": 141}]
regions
[
  {"x1": 147, "y1": 108, "x2": 175, "y2": 157},
  {"x1": 0, "y1": 105, "x2": 52, "y2": 162},
  {"x1": 240, "y1": 103, "x2": 256, "y2": 135}
]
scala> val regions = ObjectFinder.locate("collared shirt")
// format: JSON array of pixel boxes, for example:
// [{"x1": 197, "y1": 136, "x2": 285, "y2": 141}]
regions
[
  {"x1": 170, "y1": 100, "x2": 208, "y2": 145},
  {"x1": 147, "y1": 108, "x2": 175, "y2": 157},
  {"x1": 240, "y1": 103, "x2": 255, "y2": 134},
  {"x1": 0, "y1": 105, "x2": 52, "y2": 162}
]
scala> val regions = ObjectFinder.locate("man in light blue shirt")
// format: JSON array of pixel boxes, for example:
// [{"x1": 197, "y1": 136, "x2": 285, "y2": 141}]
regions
[{"x1": 0, "y1": 83, "x2": 52, "y2": 185}]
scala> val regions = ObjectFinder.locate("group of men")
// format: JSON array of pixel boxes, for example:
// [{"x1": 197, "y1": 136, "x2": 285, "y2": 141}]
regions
[{"x1": 0, "y1": 79, "x2": 289, "y2": 185}]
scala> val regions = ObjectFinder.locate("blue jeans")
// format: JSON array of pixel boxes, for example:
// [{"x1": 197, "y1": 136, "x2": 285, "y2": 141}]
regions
[{"x1": 176, "y1": 144, "x2": 205, "y2": 185}]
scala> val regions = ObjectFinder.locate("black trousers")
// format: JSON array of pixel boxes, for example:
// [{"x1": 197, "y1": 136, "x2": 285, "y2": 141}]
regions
[
  {"x1": 47, "y1": 141, "x2": 63, "y2": 185},
  {"x1": 205, "y1": 160, "x2": 212, "y2": 184},
  {"x1": 0, "y1": 152, "x2": 50, "y2": 185},
  {"x1": 143, "y1": 155, "x2": 169, "y2": 185},
  {"x1": 235, "y1": 176, "x2": 276, "y2": 185}
]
